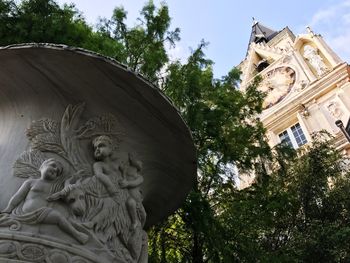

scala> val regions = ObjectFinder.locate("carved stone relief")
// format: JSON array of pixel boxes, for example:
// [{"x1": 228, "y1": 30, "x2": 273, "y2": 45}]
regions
[
  {"x1": 303, "y1": 45, "x2": 329, "y2": 77},
  {"x1": 282, "y1": 55, "x2": 292, "y2": 64},
  {"x1": 326, "y1": 100, "x2": 344, "y2": 119},
  {"x1": 0, "y1": 103, "x2": 148, "y2": 263},
  {"x1": 0, "y1": 239, "x2": 93, "y2": 262},
  {"x1": 259, "y1": 66, "x2": 296, "y2": 109}
]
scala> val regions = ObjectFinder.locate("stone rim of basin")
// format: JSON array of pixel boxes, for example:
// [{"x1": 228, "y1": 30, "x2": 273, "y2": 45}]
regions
[{"x1": 0, "y1": 43, "x2": 197, "y2": 228}]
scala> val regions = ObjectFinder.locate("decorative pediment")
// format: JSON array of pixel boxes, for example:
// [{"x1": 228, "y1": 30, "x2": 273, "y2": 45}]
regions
[{"x1": 240, "y1": 42, "x2": 288, "y2": 88}]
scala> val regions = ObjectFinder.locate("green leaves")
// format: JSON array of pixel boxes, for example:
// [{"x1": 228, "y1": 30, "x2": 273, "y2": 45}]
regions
[
  {"x1": 0, "y1": 0, "x2": 179, "y2": 83},
  {"x1": 98, "y1": 1, "x2": 180, "y2": 83},
  {"x1": 148, "y1": 41, "x2": 271, "y2": 262},
  {"x1": 218, "y1": 133, "x2": 350, "y2": 262},
  {"x1": 0, "y1": 0, "x2": 97, "y2": 48}
]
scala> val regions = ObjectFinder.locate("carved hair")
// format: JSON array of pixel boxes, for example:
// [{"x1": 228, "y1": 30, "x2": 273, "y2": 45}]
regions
[
  {"x1": 39, "y1": 158, "x2": 63, "y2": 176},
  {"x1": 92, "y1": 135, "x2": 116, "y2": 150}
]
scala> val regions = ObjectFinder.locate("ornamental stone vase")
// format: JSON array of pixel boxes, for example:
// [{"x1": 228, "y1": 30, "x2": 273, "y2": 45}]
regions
[{"x1": 0, "y1": 44, "x2": 196, "y2": 263}]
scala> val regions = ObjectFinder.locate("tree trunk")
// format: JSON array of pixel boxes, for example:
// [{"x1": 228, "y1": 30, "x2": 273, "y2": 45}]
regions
[{"x1": 192, "y1": 229, "x2": 203, "y2": 263}]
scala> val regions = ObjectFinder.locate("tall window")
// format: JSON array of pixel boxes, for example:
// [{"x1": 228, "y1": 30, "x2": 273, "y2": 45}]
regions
[{"x1": 279, "y1": 123, "x2": 307, "y2": 149}]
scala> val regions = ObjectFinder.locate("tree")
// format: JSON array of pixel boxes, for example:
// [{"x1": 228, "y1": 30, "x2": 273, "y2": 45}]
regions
[
  {"x1": 148, "y1": 42, "x2": 270, "y2": 263},
  {"x1": 0, "y1": 0, "x2": 88, "y2": 45},
  {"x1": 97, "y1": 1, "x2": 180, "y2": 83},
  {"x1": 0, "y1": 0, "x2": 179, "y2": 83},
  {"x1": 219, "y1": 133, "x2": 350, "y2": 262},
  {"x1": 0, "y1": 0, "x2": 128, "y2": 57}
]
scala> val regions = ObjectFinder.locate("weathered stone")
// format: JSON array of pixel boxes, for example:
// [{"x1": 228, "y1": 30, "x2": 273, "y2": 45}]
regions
[{"x1": 0, "y1": 43, "x2": 196, "y2": 262}]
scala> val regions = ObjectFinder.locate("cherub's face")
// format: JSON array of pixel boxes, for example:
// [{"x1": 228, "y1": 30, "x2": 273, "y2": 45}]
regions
[
  {"x1": 40, "y1": 161, "x2": 60, "y2": 180},
  {"x1": 93, "y1": 140, "x2": 112, "y2": 160}
]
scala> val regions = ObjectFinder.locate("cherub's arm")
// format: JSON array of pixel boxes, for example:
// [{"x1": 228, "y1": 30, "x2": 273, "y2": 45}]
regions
[
  {"x1": 128, "y1": 153, "x2": 142, "y2": 171},
  {"x1": 93, "y1": 162, "x2": 118, "y2": 195},
  {"x1": 47, "y1": 184, "x2": 74, "y2": 201},
  {"x1": 120, "y1": 174, "x2": 143, "y2": 189},
  {"x1": 2, "y1": 180, "x2": 32, "y2": 213}
]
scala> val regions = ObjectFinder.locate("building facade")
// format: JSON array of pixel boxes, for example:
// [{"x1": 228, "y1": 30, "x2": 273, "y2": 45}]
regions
[{"x1": 238, "y1": 21, "x2": 350, "y2": 188}]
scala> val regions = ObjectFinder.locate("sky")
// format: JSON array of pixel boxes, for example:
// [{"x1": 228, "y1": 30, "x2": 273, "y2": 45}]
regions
[{"x1": 56, "y1": 0, "x2": 350, "y2": 78}]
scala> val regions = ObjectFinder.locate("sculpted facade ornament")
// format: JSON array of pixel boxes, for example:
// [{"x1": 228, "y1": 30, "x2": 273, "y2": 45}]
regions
[
  {"x1": 259, "y1": 66, "x2": 296, "y2": 109},
  {"x1": 303, "y1": 44, "x2": 329, "y2": 77},
  {"x1": 282, "y1": 54, "x2": 292, "y2": 64},
  {"x1": 327, "y1": 100, "x2": 344, "y2": 119},
  {"x1": 0, "y1": 103, "x2": 148, "y2": 263}
]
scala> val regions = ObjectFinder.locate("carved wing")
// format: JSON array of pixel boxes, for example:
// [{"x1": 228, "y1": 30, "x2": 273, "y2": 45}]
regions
[
  {"x1": 13, "y1": 150, "x2": 45, "y2": 178},
  {"x1": 26, "y1": 118, "x2": 67, "y2": 158}
]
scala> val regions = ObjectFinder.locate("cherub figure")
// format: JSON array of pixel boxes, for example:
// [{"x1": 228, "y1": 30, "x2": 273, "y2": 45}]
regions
[
  {"x1": 1, "y1": 158, "x2": 88, "y2": 244},
  {"x1": 119, "y1": 153, "x2": 146, "y2": 230},
  {"x1": 92, "y1": 135, "x2": 121, "y2": 196}
]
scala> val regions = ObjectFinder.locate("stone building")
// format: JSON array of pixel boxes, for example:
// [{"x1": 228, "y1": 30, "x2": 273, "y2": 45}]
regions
[{"x1": 238, "y1": 20, "x2": 350, "y2": 188}]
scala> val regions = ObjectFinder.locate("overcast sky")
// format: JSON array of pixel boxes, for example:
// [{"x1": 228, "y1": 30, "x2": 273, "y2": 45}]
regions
[{"x1": 56, "y1": 0, "x2": 350, "y2": 78}]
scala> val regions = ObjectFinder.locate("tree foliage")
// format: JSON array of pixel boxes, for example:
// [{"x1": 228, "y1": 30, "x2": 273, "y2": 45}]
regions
[
  {"x1": 149, "y1": 42, "x2": 270, "y2": 263},
  {"x1": 0, "y1": 0, "x2": 179, "y2": 82},
  {"x1": 219, "y1": 134, "x2": 350, "y2": 262},
  {"x1": 0, "y1": 0, "x2": 93, "y2": 46},
  {"x1": 97, "y1": 2, "x2": 180, "y2": 82}
]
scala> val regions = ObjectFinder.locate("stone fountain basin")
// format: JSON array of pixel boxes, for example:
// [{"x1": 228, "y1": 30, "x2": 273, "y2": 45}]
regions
[{"x1": 0, "y1": 43, "x2": 196, "y2": 228}]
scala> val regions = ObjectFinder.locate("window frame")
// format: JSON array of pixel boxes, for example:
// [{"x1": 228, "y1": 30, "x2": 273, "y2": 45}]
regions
[{"x1": 278, "y1": 122, "x2": 307, "y2": 149}]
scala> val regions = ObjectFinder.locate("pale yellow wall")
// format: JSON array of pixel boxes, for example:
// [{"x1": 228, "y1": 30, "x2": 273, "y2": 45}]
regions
[{"x1": 238, "y1": 28, "x2": 350, "y2": 189}]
